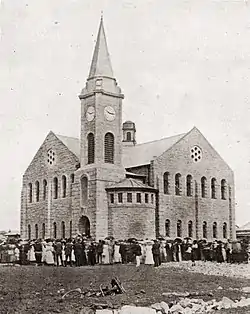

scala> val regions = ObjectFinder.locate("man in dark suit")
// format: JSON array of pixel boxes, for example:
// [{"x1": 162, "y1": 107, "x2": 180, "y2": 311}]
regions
[
  {"x1": 152, "y1": 239, "x2": 161, "y2": 267},
  {"x1": 54, "y1": 239, "x2": 63, "y2": 266}
]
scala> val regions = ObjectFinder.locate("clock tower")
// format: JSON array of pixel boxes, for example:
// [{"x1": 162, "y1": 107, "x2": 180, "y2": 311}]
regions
[{"x1": 78, "y1": 18, "x2": 125, "y2": 239}]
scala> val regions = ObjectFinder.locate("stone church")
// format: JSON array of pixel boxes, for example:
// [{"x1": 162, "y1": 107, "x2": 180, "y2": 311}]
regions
[{"x1": 20, "y1": 19, "x2": 236, "y2": 241}]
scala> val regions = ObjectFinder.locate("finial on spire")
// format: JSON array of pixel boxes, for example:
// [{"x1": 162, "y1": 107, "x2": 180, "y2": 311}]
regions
[{"x1": 88, "y1": 17, "x2": 113, "y2": 79}]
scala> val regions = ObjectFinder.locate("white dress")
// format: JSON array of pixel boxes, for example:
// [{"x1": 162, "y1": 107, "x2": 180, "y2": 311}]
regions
[
  {"x1": 102, "y1": 244, "x2": 110, "y2": 264},
  {"x1": 41, "y1": 243, "x2": 46, "y2": 263},
  {"x1": 45, "y1": 244, "x2": 54, "y2": 265},
  {"x1": 114, "y1": 244, "x2": 121, "y2": 263},
  {"x1": 28, "y1": 245, "x2": 36, "y2": 262},
  {"x1": 145, "y1": 244, "x2": 154, "y2": 265}
]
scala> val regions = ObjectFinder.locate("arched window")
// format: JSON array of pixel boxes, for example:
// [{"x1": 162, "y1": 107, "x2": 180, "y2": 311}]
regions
[
  {"x1": 188, "y1": 220, "x2": 193, "y2": 238},
  {"x1": 28, "y1": 224, "x2": 31, "y2": 240},
  {"x1": 221, "y1": 179, "x2": 227, "y2": 200},
  {"x1": 43, "y1": 179, "x2": 47, "y2": 200},
  {"x1": 177, "y1": 220, "x2": 182, "y2": 237},
  {"x1": 203, "y1": 221, "x2": 207, "y2": 238},
  {"x1": 201, "y1": 177, "x2": 207, "y2": 198},
  {"x1": 61, "y1": 221, "x2": 65, "y2": 239},
  {"x1": 104, "y1": 132, "x2": 114, "y2": 163},
  {"x1": 70, "y1": 174, "x2": 74, "y2": 197},
  {"x1": 126, "y1": 132, "x2": 131, "y2": 141},
  {"x1": 35, "y1": 224, "x2": 38, "y2": 239},
  {"x1": 163, "y1": 172, "x2": 170, "y2": 194},
  {"x1": 53, "y1": 222, "x2": 57, "y2": 239},
  {"x1": 28, "y1": 183, "x2": 32, "y2": 203},
  {"x1": 42, "y1": 223, "x2": 45, "y2": 239},
  {"x1": 213, "y1": 222, "x2": 217, "y2": 238},
  {"x1": 175, "y1": 173, "x2": 181, "y2": 196},
  {"x1": 81, "y1": 176, "x2": 88, "y2": 205},
  {"x1": 35, "y1": 181, "x2": 39, "y2": 202},
  {"x1": 87, "y1": 133, "x2": 95, "y2": 164},
  {"x1": 62, "y1": 175, "x2": 67, "y2": 198},
  {"x1": 223, "y1": 222, "x2": 227, "y2": 239},
  {"x1": 186, "y1": 175, "x2": 192, "y2": 197},
  {"x1": 165, "y1": 219, "x2": 170, "y2": 237},
  {"x1": 53, "y1": 177, "x2": 58, "y2": 199},
  {"x1": 69, "y1": 221, "x2": 72, "y2": 238},
  {"x1": 211, "y1": 178, "x2": 216, "y2": 199}
]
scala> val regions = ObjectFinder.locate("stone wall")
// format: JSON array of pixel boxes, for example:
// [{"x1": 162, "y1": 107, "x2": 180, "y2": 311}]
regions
[
  {"x1": 153, "y1": 127, "x2": 236, "y2": 241},
  {"x1": 107, "y1": 189, "x2": 156, "y2": 240},
  {"x1": 21, "y1": 132, "x2": 79, "y2": 239}
]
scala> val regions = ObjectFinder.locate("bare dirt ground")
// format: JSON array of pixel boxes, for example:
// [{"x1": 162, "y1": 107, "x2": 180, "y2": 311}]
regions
[{"x1": 0, "y1": 263, "x2": 250, "y2": 314}]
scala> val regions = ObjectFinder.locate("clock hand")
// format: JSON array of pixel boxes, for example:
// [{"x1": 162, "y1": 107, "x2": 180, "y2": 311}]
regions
[{"x1": 107, "y1": 110, "x2": 114, "y2": 115}]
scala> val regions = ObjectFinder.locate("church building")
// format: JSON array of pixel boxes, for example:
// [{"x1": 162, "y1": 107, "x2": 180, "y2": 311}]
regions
[{"x1": 20, "y1": 19, "x2": 236, "y2": 241}]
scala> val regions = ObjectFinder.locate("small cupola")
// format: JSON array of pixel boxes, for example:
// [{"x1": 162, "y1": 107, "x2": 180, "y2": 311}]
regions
[{"x1": 122, "y1": 121, "x2": 136, "y2": 146}]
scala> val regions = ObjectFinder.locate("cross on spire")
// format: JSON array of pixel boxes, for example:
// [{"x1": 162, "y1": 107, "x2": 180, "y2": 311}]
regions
[{"x1": 88, "y1": 17, "x2": 114, "y2": 79}]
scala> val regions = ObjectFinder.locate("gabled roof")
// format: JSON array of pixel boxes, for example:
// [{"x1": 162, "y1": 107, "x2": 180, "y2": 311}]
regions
[
  {"x1": 122, "y1": 133, "x2": 186, "y2": 168},
  {"x1": 56, "y1": 134, "x2": 80, "y2": 159},
  {"x1": 106, "y1": 178, "x2": 156, "y2": 191},
  {"x1": 88, "y1": 17, "x2": 113, "y2": 79},
  {"x1": 238, "y1": 222, "x2": 250, "y2": 230},
  {"x1": 54, "y1": 132, "x2": 186, "y2": 169}
]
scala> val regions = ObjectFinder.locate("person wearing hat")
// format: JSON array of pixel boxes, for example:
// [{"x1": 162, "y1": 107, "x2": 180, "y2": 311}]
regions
[
  {"x1": 54, "y1": 239, "x2": 63, "y2": 266},
  {"x1": 152, "y1": 239, "x2": 161, "y2": 267},
  {"x1": 64, "y1": 239, "x2": 73, "y2": 267},
  {"x1": 34, "y1": 239, "x2": 43, "y2": 265},
  {"x1": 132, "y1": 240, "x2": 142, "y2": 267}
]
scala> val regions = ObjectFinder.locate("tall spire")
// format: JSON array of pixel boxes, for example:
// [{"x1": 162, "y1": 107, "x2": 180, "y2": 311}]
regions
[{"x1": 88, "y1": 17, "x2": 114, "y2": 79}]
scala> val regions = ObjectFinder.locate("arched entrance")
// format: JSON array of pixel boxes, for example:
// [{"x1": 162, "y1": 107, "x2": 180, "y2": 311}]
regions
[{"x1": 78, "y1": 216, "x2": 90, "y2": 237}]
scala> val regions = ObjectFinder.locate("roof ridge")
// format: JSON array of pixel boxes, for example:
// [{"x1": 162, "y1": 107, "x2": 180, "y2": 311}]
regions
[
  {"x1": 135, "y1": 132, "x2": 186, "y2": 147},
  {"x1": 56, "y1": 133, "x2": 79, "y2": 140}
]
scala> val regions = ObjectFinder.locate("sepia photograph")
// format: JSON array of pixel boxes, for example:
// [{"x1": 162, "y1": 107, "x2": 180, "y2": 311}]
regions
[{"x1": 0, "y1": 0, "x2": 250, "y2": 313}]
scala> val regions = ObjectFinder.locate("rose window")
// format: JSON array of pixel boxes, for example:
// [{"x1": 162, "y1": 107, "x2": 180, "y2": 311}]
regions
[
  {"x1": 47, "y1": 149, "x2": 56, "y2": 165},
  {"x1": 190, "y1": 146, "x2": 202, "y2": 162}
]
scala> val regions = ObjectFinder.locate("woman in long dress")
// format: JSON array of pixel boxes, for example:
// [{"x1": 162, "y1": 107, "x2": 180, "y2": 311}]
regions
[
  {"x1": 160, "y1": 240, "x2": 167, "y2": 263},
  {"x1": 45, "y1": 241, "x2": 54, "y2": 265},
  {"x1": 28, "y1": 242, "x2": 36, "y2": 264},
  {"x1": 41, "y1": 240, "x2": 46, "y2": 264},
  {"x1": 114, "y1": 242, "x2": 121, "y2": 263},
  {"x1": 145, "y1": 241, "x2": 154, "y2": 265},
  {"x1": 139, "y1": 241, "x2": 146, "y2": 264},
  {"x1": 102, "y1": 241, "x2": 110, "y2": 264}
]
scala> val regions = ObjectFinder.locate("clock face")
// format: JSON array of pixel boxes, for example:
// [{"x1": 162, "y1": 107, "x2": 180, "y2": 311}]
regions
[
  {"x1": 86, "y1": 106, "x2": 95, "y2": 122},
  {"x1": 104, "y1": 106, "x2": 116, "y2": 121}
]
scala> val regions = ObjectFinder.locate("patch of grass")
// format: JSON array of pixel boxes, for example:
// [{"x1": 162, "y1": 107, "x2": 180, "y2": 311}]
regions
[{"x1": 0, "y1": 264, "x2": 249, "y2": 313}]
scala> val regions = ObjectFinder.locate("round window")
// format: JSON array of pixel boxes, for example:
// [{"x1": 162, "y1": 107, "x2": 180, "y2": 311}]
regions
[
  {"x1": 190, "y1": 146, "x2": 202, "y2": 162},
  {"x1": 47, "y1": 149, "x2": 56, "y2": 166}
]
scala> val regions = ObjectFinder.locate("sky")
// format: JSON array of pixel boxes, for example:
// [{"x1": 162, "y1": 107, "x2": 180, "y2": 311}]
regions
[{"x1": 1, "y1": 0, "x2": 250, "y2": 231}]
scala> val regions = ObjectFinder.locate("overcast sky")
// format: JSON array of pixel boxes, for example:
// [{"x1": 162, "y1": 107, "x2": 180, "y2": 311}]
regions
[{"x1": 1, "y1": 0, "x2": 250, "y2": 231}]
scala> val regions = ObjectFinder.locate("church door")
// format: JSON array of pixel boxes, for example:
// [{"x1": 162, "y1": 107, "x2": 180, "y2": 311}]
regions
[{"x1": 78, "y1": 216, "x2": 90, "y2": 237}]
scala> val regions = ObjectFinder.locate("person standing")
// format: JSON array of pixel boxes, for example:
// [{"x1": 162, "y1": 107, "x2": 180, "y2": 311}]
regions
[
  {"x1": 44, "y1": 241, "x2": 55, "y2": 266},
  {"x1": 74, "y1": 239, "x2": 82, "y2": 267},
  {"x1": 108, "y1": 239, "x2": 115, "y2": 265},
  {"x1": 54, "y1": 240, "x2": 63, "y2": 266},
  {"x1": 225, "y1": 240, "x2": 232, "y2": 263},
  {"x1": 87, "y1": 242, "x2": 96, "y2": 266},
  {"x1": 145, "y1": 240, "x2": 154, "y2": 265},
  {"x1": 152, "y1": 240, "x2": 161, "y2": 267},
  {"x1": 191, "y1": 240, "x2": 198, "y2": 266},
  {"x1": 64, "y1": 239, "x2": 73, "y2": 266},
  {"x1": 132, "y1": 241, "x2": 142, "y2": 267},
  {"x1": 34, "y1": 240, "x2": 43, "y2": 265},
  {"x1": 96, "y1": 240, "x2": 103, "y2": 264},
  {"x1": 119, "y1": 241, "x2": 128, "y2": 264}
]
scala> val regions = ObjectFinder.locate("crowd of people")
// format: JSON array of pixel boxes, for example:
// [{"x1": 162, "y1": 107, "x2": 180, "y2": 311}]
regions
[{"x1": 0, "y1": 236, "x2": 249, "y2": 267}]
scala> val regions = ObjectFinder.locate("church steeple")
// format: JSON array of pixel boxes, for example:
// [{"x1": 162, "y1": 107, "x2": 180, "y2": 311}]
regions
[{"x1": 88, "y1": 17, "x2": 114, "y2": 79}]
